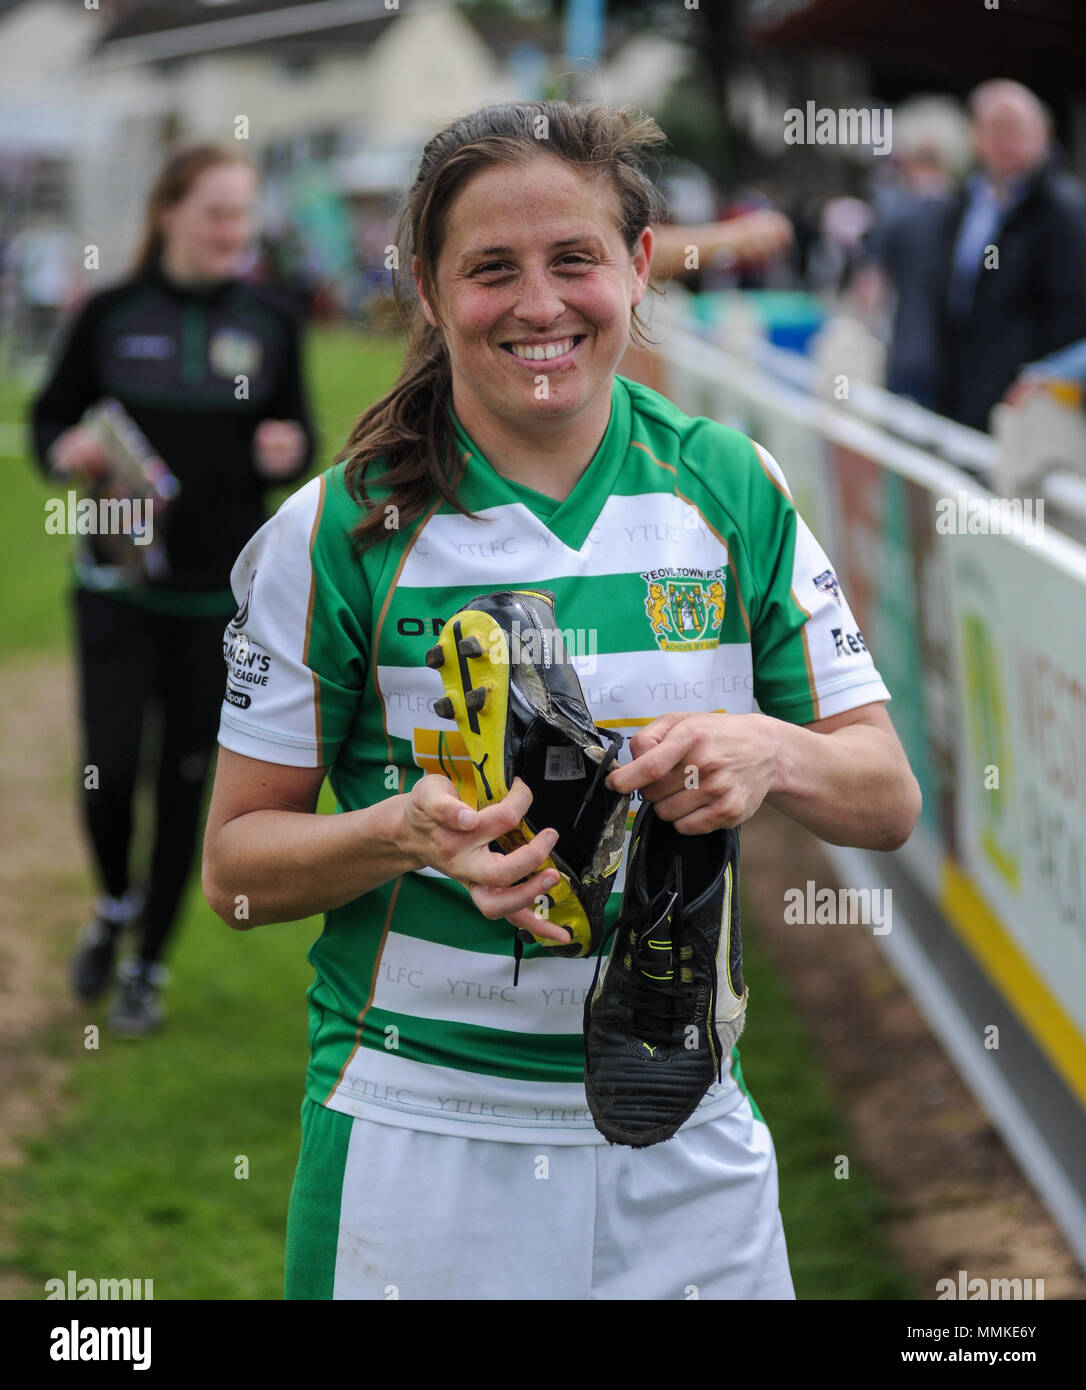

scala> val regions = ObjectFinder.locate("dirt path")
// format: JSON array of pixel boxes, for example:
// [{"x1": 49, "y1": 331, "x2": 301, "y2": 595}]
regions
[
  {"x1": 1, "y1": 651, "x2": 1082, "y2": 1299},
  {"x1": 0, "y1": 653, "x2": 90, "y2": 1297},
  {"x1": 742, "y1": 802, "x2": 1086, "y2": 1299}
]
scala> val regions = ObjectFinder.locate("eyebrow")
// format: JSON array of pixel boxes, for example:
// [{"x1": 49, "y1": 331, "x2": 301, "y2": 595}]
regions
[{"x1": 456, "y1": 235, "x2": 605, "y2": 265}]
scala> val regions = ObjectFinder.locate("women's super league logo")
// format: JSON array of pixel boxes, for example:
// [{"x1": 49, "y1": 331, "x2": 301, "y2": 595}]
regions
[{"x1": 642, "y1": 566, "x2": 726, "y2": 651}]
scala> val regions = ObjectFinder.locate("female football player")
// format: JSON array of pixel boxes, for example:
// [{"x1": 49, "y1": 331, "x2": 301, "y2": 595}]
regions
[{"x1": 202, "y1": 101, "x2": 920, "y2": 1299}]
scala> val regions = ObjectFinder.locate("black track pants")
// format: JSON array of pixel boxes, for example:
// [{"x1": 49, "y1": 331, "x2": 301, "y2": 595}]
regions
[{"x1": 72, "y1": 587, "x2": 229, "y2": 963}]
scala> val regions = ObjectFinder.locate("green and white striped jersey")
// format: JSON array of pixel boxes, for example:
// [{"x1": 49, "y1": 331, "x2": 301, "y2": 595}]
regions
[{"x1": 217, "y1": 374, "x2": 890, "y2": 1143}]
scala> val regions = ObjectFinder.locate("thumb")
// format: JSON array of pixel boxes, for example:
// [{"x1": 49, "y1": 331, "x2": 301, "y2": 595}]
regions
[{"x1": 630, "y1": 710, "x2": 687, "y2": 756}]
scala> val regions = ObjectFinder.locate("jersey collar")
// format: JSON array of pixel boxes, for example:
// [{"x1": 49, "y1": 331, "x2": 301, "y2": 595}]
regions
[{"x1": 447, "y1": 376, "x2": 632, "y2": 552}]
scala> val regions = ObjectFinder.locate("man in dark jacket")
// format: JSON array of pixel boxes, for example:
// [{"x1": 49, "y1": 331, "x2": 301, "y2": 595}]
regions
[{"x1": 935, "y1": 79, "x2": 1086, "y2": 432}]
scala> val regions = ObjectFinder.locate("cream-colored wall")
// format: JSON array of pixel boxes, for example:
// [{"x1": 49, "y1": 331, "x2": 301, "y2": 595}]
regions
[
  {"x1": 585, "y1": 34, "x2": 689, "y2": 114},
  {"x1": 0, "y1": 0, "x2": 509, "y2": 278},
  {"x1": 173, "y1": 7, "x2": 506, "y2": 144},
  {"x1": 361, "y1": 5, "x2": 511, "y2": 128},
  {"x1": 0, "y1": 0, "x2": 93, "y2": 96}
]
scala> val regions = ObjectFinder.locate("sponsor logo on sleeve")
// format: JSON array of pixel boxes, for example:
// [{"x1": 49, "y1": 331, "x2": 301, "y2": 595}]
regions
[
  {"x1": 831, "y1": 627, "x2": 867, "y2": 658},
  {"x1": 223, "y1": 569, "x2": 270, "y2": 705},
  {"x1": 813, "y1": 568, "x2": 842, "y2": 605}
]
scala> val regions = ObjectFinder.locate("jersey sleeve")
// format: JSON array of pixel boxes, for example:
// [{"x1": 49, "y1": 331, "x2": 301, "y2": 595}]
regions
[
  {"x1": 747, "y1": 441, "x2": 891, "y2": 723},
  {"x1": 217, "y1": 471, "x2": 369, "y2": 768}
]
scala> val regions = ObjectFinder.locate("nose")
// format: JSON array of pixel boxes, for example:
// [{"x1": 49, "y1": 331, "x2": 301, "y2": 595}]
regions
[{"x1": 511, "y1": 267, "x2": 566, "y2": 327}]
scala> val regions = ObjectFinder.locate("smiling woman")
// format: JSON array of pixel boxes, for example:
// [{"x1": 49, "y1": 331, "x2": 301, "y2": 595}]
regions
[
  {"x1": 200, "y1": 100, "x2": 920, "y2": 1302},
  {"x1": 337, "y1": 102, "x2": 666, "y2": 536},
  {"x1": 413, "y1": 155, "x2": 652, "y2": 501}
]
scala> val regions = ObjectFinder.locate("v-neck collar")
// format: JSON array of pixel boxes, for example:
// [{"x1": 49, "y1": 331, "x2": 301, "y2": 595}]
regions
[{"x1": 448, "y1": 376, "x2": 632, "y2": 551}]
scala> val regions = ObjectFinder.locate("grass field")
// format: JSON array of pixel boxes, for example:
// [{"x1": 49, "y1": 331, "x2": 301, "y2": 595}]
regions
[{"x1": 0, "y1": 325, "x2": 916, "y2": 1299}]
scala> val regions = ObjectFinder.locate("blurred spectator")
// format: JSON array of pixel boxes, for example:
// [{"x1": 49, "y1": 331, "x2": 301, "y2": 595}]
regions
[
  {"x1": 937, "y1": 80, "x2": 1086, "y2": 430},
  {"x1": 806, "y1": 196, "x2": 874, "y2": 299},
  {"x1": 28, "y1": 142, "x2": 315, "y2": 1037},
  {"x1": 1004, "y1": 336, "x2": 1086, "y2": 408},
  {"x1": 4, "y1": 215, "x2": 80, "y2": 356},
  {"x1": 853, "y1": 100, "x2": 968, "y2": 407}
]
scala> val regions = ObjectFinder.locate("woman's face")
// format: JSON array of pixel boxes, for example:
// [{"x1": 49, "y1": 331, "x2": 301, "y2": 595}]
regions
[
  {"x1": 415, "y1": 154, "x2": 652, "y2": 437},
  {"x1": 158, "y1": 162, "x2": 258, "y2": 280}
]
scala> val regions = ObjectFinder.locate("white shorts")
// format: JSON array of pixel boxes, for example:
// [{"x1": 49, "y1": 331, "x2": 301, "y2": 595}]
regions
[{"x1": 285, "y1": 1093, "x2": 795, "y2": 1300}]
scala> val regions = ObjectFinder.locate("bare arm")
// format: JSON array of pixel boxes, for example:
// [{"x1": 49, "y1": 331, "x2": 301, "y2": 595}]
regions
[
  {"x1": 763, "y1": 702, "x2": 922, "y2": 850},
  {"x1": 201, "y1": 747, "x2": 571, "y2": 937},
  {"x1": 650, "y1": 211, "x2": 794, "y2": 281},
  {"x1": 606, "y1": 702, "x2": 921, "y2": 851}
]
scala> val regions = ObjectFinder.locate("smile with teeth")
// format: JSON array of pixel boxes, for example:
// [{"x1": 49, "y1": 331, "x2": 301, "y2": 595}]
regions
[{"x1": 504, "y1": 335, "x2": 583, "y2": 361}]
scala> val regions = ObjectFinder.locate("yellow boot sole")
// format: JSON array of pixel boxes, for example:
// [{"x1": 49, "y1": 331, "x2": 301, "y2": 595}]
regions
[{"x1": 426, "y1": 608, "x2": 594, "y2": 954}]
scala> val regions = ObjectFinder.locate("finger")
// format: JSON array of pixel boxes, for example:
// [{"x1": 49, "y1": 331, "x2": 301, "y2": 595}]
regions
[
  {"x1": 470, "y1": 868, "x2": 569, "y2": 936},
  {"x1": 603, "y1": 713, "x2": 684, "y2": 788},
  {"x1": 607, "y1": 724, "x2": 692, "y2": 794},
  {"x1": 651, "y1": 787, "x2": 710, "y2": 824},
  {"x1": 472, "y1": 777, "x2": 535, "y2": 837},
  {"x1": 506, "y1": 905, "x2": 573, "y2": 942},
  {"x1": 412, "y1": 773, "x2": 478, "y2": 829},
  {"x1": 636, "y1": 769, "x2": 690, "y2": 804},
  {"x1": 671, "y1": 802, "x2": 741, "y2": 836},
  {"x1": 463, "y1": 828, "x2": 559, "y2": 888},
  {"x1": 432, "y1": 790, "x2": 481, "y2": 833},
  {"x1": 629, "y1": 711, "x2": 688, "y2": 757}
]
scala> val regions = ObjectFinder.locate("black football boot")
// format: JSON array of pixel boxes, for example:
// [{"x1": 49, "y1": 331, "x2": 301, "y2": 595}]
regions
[{"x1": 583, "y1": 799, "x2": 748, "y2": 1146}]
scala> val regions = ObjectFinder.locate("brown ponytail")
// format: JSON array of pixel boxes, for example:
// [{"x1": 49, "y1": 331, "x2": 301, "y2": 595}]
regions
[{"x1": 340, "y1": 100, "x2": 668, "y2": 553}]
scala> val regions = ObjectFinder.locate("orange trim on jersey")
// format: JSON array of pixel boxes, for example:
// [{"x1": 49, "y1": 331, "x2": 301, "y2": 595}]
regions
[
  {"x1": 370, "y1": 497, "x2": 444, "y2": 767},
  {"x1": 629, "y1": 439, "x2": 676, "y2": 474},
  {"x1": 324, "y1": 875, "x2": 403, "y2": 1106},
  {"x1": 787, "y1": 585, "x2": 821, "y2": 720},
  {"x1": 800, "y1": 630, "x2": 820, "y2": 721},
  {"x1": 595, "y1": 710, "x2": 730, "y2": 730},
  {"x1": 753, "y1": 441, "x2": 824, "y2": 719},
  {"x1": 304, "y1": 476, "x2": 328, "y2": 762},
  {"x1": 752, "y1": 440, "x2": 792, "y2": 501}
]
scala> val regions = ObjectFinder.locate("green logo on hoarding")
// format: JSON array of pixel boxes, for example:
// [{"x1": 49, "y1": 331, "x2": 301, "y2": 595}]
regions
[{"x1": 962, "y1": 611, "x2": 1018, "y2": 890}]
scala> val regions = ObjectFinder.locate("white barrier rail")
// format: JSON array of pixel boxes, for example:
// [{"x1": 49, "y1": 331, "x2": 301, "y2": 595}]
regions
[{"x1": 643, "y1": 323, "x2": 1086, "y2": 1270}]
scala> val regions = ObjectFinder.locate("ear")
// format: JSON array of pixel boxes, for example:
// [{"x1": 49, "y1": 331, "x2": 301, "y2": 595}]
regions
[
  {"x1": 629, "y1": 225, "x2": 653, "y2": 310},
  {"x1": 412, "y1": 255, "x2": 438, "y2": 330}
]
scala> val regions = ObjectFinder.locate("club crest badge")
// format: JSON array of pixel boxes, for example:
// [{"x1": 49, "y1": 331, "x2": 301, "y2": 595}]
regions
[
  {"x1": 642, "y1": 566, "x2": 726, "y2": 651},
  {"x1": 209, "y1": 328, "x2": 262, "y2": 379}
]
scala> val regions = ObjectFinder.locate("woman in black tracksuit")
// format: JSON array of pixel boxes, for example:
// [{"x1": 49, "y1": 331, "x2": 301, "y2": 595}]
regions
[{"x1": 30, "y1": 143, "x2": 315, "y2": 1035}]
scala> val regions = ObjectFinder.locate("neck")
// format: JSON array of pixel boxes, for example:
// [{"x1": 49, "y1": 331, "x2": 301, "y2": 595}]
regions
[
  {"x1": 986, "y1": 155, "x2": 1045, "y2": 199},
  {"x1": 452, "y1": 384, "x2": 614, "y2": 501},
  {"x1": 158, "y1": 244, "x2": 228, "y2": 290}
]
